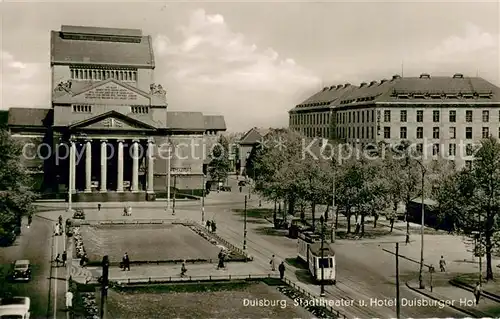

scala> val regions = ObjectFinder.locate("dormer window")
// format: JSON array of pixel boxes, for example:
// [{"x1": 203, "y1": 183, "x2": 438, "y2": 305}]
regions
[
  {"x1": 478, "y1": 94, "x2": 492, "y2": 99},
  {"x1": 131, "y1": 106, "x2": 149, "y2": 114},
  {"x1": 397, "y1": 94, "x2": 410, "y2": 99},
  {"x1": 413, "y1": 94, "x2": 426, "y2": 99},
  {"x1": 430, "y1": 94, "x2": 442, "y2": 99},
  {"x1": 446, "y1": 94, "x2": 458, "y2": 99},
  {"x1": 72, "y1": 104, "x2": 92, "y2": 113}
]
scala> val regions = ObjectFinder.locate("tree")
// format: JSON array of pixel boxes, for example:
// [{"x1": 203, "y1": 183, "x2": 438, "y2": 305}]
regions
[
  {"x1": 208, "y1": 136, "x2": 231, "y2": 187},
  {"x1": 434, "y1": 137, "x2": 500, "y2": 280},
  {"x1": 0, "y1": 129, "x2": 38, "y2": 245}
]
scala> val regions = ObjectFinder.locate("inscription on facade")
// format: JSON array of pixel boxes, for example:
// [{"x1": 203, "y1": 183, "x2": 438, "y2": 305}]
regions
[
  {"x1": 84, "y1": 84, "x2": 138, "y2": 100},
  {"x1": 171, "y1": 167, "x2": 191, "y2": 174}
]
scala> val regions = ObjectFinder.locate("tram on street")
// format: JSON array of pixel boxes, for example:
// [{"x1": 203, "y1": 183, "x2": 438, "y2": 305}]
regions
[{"x1": 297, "y1": 231, "x2": 336, "y2": 284}]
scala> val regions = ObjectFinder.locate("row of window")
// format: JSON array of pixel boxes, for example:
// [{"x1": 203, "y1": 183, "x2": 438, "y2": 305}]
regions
[
  {"x1": 335, "y1": 109, "x2": 499, "y2": 125},
  {"x1": 384, "y1": 126, "x2": 499, "y2": 140},
  {"x1": 384, "y1": 109, "x2": 496, "y2": 123},
  {"x1": 70, "y1": 68, "x2": 138, "y2": 82},
  {"x1": 290, "y1": 112, "x2": 331, "y2": 126},
  {"x1": 301, "y1": 127, "x2": 330, "y2": 138},
  {"x1": 336, "y1": 125, "x2": 499, "y2": 141},
  {"x1": 72, "y1": 105, "x2": 149, "y2": 114}
]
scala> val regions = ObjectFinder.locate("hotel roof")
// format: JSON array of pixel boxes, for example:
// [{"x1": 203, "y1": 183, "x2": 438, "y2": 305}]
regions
[{"x1": 290, "y1": 74, "x2": 500, "y2": 112}]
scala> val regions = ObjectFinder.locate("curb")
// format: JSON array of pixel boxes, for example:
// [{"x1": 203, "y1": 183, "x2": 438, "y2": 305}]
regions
[
  {"x1": 450, "y1": 279, "x2": 500, "y2": 302},
  {"x1": 405, "y1": 281, "x2": 488, "y2": 318}
]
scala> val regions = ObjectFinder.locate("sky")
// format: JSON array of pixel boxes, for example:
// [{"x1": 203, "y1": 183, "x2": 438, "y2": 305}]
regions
[{"x1": 1, "y1": 1, "x2": 499, "y2": 132}]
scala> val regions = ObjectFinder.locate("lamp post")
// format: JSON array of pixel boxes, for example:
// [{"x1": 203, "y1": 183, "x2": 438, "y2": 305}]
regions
[
  {"x1": 172, "y1": 174, "x2": 176, "y2": 215},
  {"x1": 166, "y1": 144, "x2": 171, "y2": 211},
  {"x1": 395, "y1": 243, "x2": 401, "y2": 319},
  {"x1": 243, "y1": 195, "x2": 247, "y2": 250},
  {"x1": 100, "y1": 255, "x2": 109, "y2": 319},
  {"x1": 416, "y1": 159, "x2": 426, "y2": 289},
  {"x1": 331, "y1": 166, "x2": 336, "y2": 243},
  {"x1": 319, "y1": 215, "x2": 326, "y2": 297},
  {"x1": 201, "y1": 174, "x2": 205, "y2": 223}
]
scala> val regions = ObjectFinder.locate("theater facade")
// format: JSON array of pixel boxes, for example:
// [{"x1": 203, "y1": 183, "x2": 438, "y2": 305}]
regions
[{"x1": 4, "y1": 25, "x2": 226, "y2": 202}]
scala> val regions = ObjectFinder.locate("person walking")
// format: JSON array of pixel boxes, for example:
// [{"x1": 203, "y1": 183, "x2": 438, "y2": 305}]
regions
[
  {"x1": 278, "y1": 261, "x2": 285, "y2": 280},
  {"x1": 65, "y1": 290, "x2": 73, "y2": 311},
  {"x1": 27, "y1": 214, "x2": 32, "y2": 228},
  {"x1": 439, "y1": 256, "x2": 446, "y2": 272},
  {"x1": 405, "y1": 231, "x2": 410, "y2": 245},
  {"x1": 474, "y1": 282, "x2": 482, "y2": 305},
  {"x1": 62, "y1": 251, "x2": 67, "y2": 267},
  {"x1": 217, "y1": 249, "x2": 225, "y2": 270},
  {"x1": 55, "y1": 254, "x2": 62, "y2": 267},
  {"x1": 97, "y1": 203, "x2": 101, "y2": 211},
  {"x1": 270, "y1": 255, "x2": 276, "y2": 271},
  {"x1": 58, "y1": 215, "x2": 63, "y2": 225},
  {"x1": 211, "y1": 220, "x2": 217, "y2": 233},
  {"x1": 123, "y1": 252, "x2": 130, "y2": 271},
  {"x1": 181, "y1": 261, "x2": 187, "y2": 277}
]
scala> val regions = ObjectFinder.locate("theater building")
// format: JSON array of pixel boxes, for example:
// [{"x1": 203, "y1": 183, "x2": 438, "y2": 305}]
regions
[{"x1": 3, "y1": 25, "x2": 226, "y2": 201}]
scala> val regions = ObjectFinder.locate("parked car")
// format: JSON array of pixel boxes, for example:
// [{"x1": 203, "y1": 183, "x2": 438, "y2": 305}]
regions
[
  {"x1": 0, "y1": 296, "x2": 31, "y2": 318},
  {"x1": 73, "y1": 209, "x2": 85, "y2": 220},
  {"x1": 11, "y1": 260, "x2": 31, "y2": 282}
]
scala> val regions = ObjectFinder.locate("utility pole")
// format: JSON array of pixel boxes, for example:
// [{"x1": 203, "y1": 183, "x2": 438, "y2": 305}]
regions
[
  {"x1": 68, "y1": 138, "x2": 74, "y2": 212},
  {"x1": 243, "y1": 195, "x2": 247, "y2": 251},
  {"x1": 320, "y1": 215, "x2": 325, "y2": 297},
  {"x1": 396, "y1": 243, "x2": 400, "y2": 319},
  {"x1": 418, "y1": 161, "x2": 426, "y2": 289},
  {"x1": 331, "y1": 169, "x2": 336, "y2": 243},
  {"x1": 100, "y1": 255, "x2": 109, "y2": 319},
  {"x1": 172, "y1": 175, "x2": 176, "y2": 215},
  {"x1": 201, "y1": 174, "x2": 205, "y2": 223}
]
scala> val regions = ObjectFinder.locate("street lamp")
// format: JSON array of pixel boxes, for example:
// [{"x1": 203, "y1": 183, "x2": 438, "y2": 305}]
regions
[
  {"x1": 166, "y1": 143, "x2": 171, "y2": 212},
  {"x1": 201, "y1": 174, "x2": 205, "y2": 223},
  {"x1": 172, "y1": 174, "x2": 177, "y2": 215},
  {"x1": 319, "y1": 215, "x2": 326, "y2": 297},
  {"x1": 415, "y1": 159, "x2": 426, "y2": 289},
  {"x1": 243, "y1": 195, "x2": 247, "y2": 250}
]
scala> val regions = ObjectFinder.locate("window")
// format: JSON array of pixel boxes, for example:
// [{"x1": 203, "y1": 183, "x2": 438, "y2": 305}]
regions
[
  {"x1": 466, "y1": 144, "x2": 473, "y2": 156},
  {"x1": 417, "y1": 110, "x2": 423, "y2": 122},
  {"x1": 449, "y1": 144, "x2": 456, "y2": 156},
  {"x1": 416, "y1": 127, "x2": 423, "y2": 139},
  {"x1": 400, "y1": 127, "x2": 407, "y2": 139},
  {"x1": 449, "y1": 127, "x2": 456, "y2": 139},
  {"x1": 400, "y1": 110, "x2": 407, "y2": 122},
  {"x1": 433, "y1": 110, "x2": 440, "y2": 122},
  {"x1": 416, "y1": 143, "x2": 423, "y2": 154},
  {"x1": 357, "y1": 127, "x2": 360, "y2": 139},
  {"x1": 466, "y1": 127, "x2": 473, "y2": 139},
  {"x1": 371, "y1": 110, "x2": 375, "y2": 122},
  {"x1": 131, "y1": 106, "x2": 149, "y2": 114},
  {"x1": 482, "y1": 127, "x2": 490, "y2": 138},
  {"x1": 384, "y1": 110, "x2": 391, "y2": 122},
  {"x1": 362, "y1": 111, "x2": 365, "y2": 123},
  {"x1": 371, "y1": 127, "x2": 374, "y2": 139},
  {"x1": 319, "y1": 258, "x2": 332, "y2": 268},
  {"x1": 449, "y1": 110, "x2": 456, "y2": 123},
  {"x1": 482, "y1": 110, "x2": 489, "y2": 122},
  {"x1": 384, "y1": 127, "x2": 391, "y2": 139},
  {"x1": 361, "y1": 127, "x2": 365, "y2": 139},
  {"x1": 433, "y1": 127, "x2": 440, "y2": 139},
  {"x1": 466, "y1": 110, "x2": 473, "y2": 122},
  {"x1": 433, "y1": 144, "x2": 440, "y2": 156},
  {"x1": 72, "y1": 104, "x2": 92, "y2": 113}
]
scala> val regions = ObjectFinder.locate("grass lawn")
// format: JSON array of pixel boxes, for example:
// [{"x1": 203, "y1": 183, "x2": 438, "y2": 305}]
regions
[
  {"x1": 80, "y1": 224, "x2": 220, "y2": 263},
  {"x1": 106, "y1": 281, "x2": 312, "y2": 319}
]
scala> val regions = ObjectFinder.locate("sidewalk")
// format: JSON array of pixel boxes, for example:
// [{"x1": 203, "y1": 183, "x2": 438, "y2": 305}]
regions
[
  {"x1": 406, "y1": 277, "x2": 500, "y2": 318},
  {"x1": 81, "y1": 262, "x2": 270, "y2": 283}
]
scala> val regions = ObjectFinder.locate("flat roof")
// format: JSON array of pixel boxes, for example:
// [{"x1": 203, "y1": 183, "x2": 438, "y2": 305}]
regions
[{"x1": 61, "y1": 25, "x2": 142, "y2": 37}]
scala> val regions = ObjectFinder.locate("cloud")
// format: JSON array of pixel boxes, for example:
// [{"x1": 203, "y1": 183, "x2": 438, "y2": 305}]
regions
[
  {"x1": 1, "y1": 51, "x2": 48, "y2": 109},
  {"x1": 153, "y1": 9, "x2": 320, "y2": 131}
]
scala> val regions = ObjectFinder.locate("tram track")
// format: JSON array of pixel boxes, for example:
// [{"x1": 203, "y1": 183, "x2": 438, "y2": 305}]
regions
[{"x1": 216, "y1": 220, "x2": 395, "y2": 319}]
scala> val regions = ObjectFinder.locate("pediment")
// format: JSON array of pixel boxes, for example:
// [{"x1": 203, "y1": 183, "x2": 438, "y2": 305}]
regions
[
  {"x1": 70, "y1": 111, "x2": 156, "y2": 130},
  {"x1": 71, "y1": 80, "x2": 150, "y2": 105}
]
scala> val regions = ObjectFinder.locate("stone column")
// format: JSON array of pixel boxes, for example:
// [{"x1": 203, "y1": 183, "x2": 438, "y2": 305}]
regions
[
  {"x1": 69, "y1": 139, "x2": 76, "y2": 193},
  {"x1": 85, "y1": 139, "x2": 92, "y2": 192},
  {"x1": 117, "y1": 140, "x2": 124, "y2": 192},
  {"x1": 131, "y1": 139, "x2": 139, "y2": 192},
  {"x1": 100, "y1": 139, "x2": 107, "y2": 192},
  {"x1": 147, "y1": 139, "x2": 155, "y2": 193}
]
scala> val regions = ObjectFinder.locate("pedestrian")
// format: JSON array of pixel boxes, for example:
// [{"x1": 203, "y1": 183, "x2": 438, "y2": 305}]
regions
[
  {"x1": 27, "y1": 214, "x2": 32, "y2": 228},
  {"x1": 79, "y1": 255, "x2": 85, "y2": 267},
  {"x1": 206, "y1": 220, "x2": 211, "y2": 230},
  {"x1": 278, "y1": 261, "x2": 285, "y2": 280},
  {"x1": 62, "y1": 250, "x2": 67, "y2": 267},
  {"x1": 439, "y1": 256, "x2": 446, "y2": 272},
  {"x1": 212, "y1": 220, "x2": 217, "y2": 233},
  {"x1": 217, "y1": 249, "x2": 225, "y2": 269},
  {"x1": 181, "y1": 260, "x2": 187, "y2": 277},
  {"x1": 474, "y1": 282, "x2": 482, "y2": 305},
  {"x1": 239, "y1": 186, "x2": 242, "y2": 193},
  {"x1": 55, "y1": 254, "x2": 62, "y2": 267},
  {"x1": 65, "y1": 290, "x2": 73, "y2": 311},
  {"x1": 123, "y1": 207, "x2": 127, "y2": 216},
  {"x1": 270, "y1": 255, "x2": 276, "y2": 271},
  {"x1": 54, "y1": 223, "x2": 60, "y2": 236},
  {"x1": 97, "y1": 203, "x2": 101, "y2": 211},
  {"x1": 405, "y1": 231, "x2": 410, "y2": 245},
  {"x1": 58, "y1": 215, "x2": 63, "y2": 225},
  {"x1": 123, "y1": 252, "x2": 130, "y2": 271}
]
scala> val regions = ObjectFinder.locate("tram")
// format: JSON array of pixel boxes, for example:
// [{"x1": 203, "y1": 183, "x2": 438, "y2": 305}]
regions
[{"x1": 297, "y1": 231, "x2": 336, "y2": 284}]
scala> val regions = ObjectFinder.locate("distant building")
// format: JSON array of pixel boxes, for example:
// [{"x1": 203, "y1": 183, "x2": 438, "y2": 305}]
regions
[
  {"x1": 289, "y1": 73, "x2": 500, "y2": 168},
  {"x1": 238, "y1": 127, "x2": 270, "y2": 176},
  {"x1": 4, "y1": 25, "x2": 226, "y2": 202}
]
